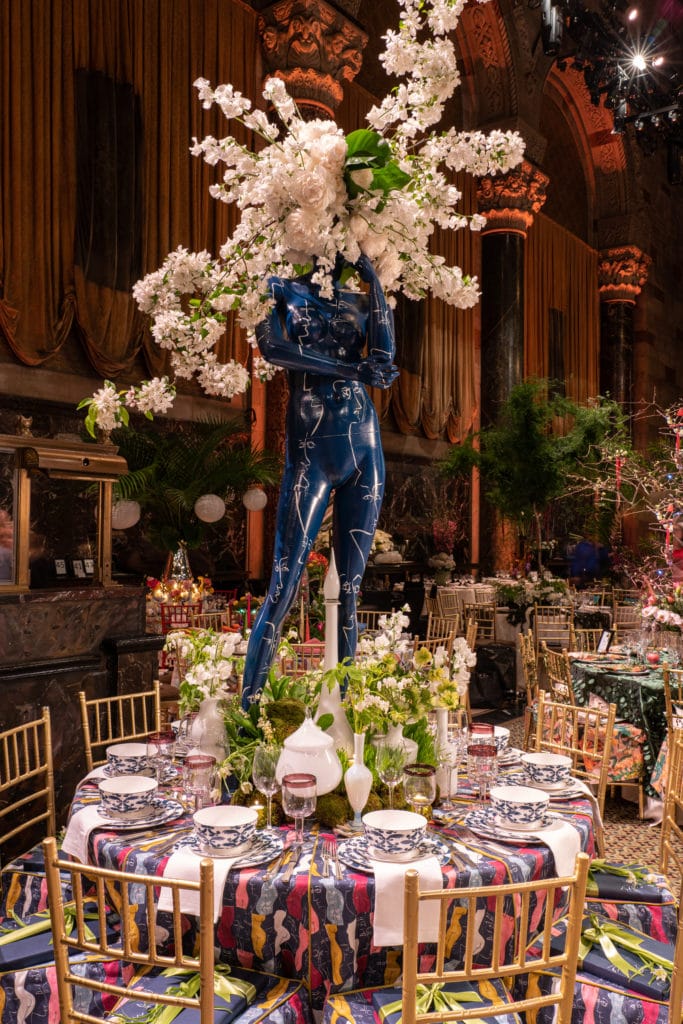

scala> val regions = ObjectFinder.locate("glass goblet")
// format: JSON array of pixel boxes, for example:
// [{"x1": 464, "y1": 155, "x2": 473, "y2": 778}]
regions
[
  {"x1": 146, "y1": 730, "x2": 176, "y2": 784},
  {"x1": 402, "y1": 763, "x2": 437, "y2": 817},
  {"x1": 436, "y1": 729, "x2": 464, "y2": 810},
  {"x1": 252, "y1": 744, "x2": 282, "y2": 832},
  {"x1": 376, "y1": 741, "x2": 408, "y2": 809},
  {"x1": 182, "y1": 753, "x2": 217, "y2": 812},
  {"x1": 466, "y1": 741, "x2": 498, "y2": 807},
  {"x1": 281, "y1": 773, "x2": 317, "y2": 846}
]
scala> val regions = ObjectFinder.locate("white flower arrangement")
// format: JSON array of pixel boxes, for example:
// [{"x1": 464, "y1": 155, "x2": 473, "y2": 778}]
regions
[
  {"x1": 428, "y1": 552, "x2": 456, "y2": 570},
  {"x1": 164, "y1": 628, "x2": 244, "y2": 710},
  {"x1": 356, "y1": 605, "x2": 413, "y2": 661},
  {"x1": 79, "y1": 0, "x2": 525, "y2": 434}
]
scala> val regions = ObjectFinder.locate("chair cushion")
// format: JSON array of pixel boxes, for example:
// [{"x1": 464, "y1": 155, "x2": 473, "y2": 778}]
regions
[
  {"x1": 0, "y1": 901, "x2": 118, "y2": 972},
  {"x1": 0, "y1": 954, "x2": 137, "y2": 1024},
  {"x1": 323, "y1": 978, "x2": 522, "y2": 1024}
]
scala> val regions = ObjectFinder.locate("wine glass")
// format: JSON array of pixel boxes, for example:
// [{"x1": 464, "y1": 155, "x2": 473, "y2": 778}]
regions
[
  {"x1": 182, "y1": 754, "x2": 218, "y2": 811},
  {"x1": 466, "y1": 738, "x2": 498, "y2": 807},
  {"x1": 252, "y1": 744, "x2": 282, "y2": 832},
  {"x1": 281, "y1": 773, "x2": 317, "y2": 846},
  {"x1": 146, "y1": 730, "x2": 176, "y2": 784},
  {"x1": 436, "y1": 728, "x2": 465, "y2": 810},
  {"x1": 376, "y1": 741, "x2": 408, "y2": 809},
  {"x1": 402, "y1": 763, "x2": 437, "y2": 817}
]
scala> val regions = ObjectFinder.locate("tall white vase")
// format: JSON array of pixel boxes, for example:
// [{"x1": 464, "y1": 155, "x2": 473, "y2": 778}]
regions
[
  {"x1": 374, "y1": 721, "x2": 418, "y2": 762},
  {"x1": 192, "y1": 697, "x2": 228, "y2": 762},
  {"x1": 434, "y1": 706, "x2": 454, "y2": 802},
  {"x1": 344, "y1": 732, "x2": 373, "y2": 830}
]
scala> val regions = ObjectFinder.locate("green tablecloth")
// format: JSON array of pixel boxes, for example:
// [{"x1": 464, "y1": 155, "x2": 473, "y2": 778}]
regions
[{"x1": 570, "y1": 661, "x2": 666, "y2": 797}]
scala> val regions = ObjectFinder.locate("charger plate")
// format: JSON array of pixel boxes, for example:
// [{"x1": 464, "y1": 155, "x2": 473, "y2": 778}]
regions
[
  {"x1": 338, "y1": 833, "x2": 450, "y2": 873},
  {"x1": 95, "y1": 797, "x2": 185, "y2": 829}
]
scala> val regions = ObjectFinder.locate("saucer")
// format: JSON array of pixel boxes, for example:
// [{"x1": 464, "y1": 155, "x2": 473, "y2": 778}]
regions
[
  {"x1": 103, "y1": 763, "x2": 180, "y2": 784},
  {"x1": 338, "y1": 833, "x2": 450, "y2": 873},
  {"x1": 95, "y1": 797, "x2": 185, "y2": 830},
  {"x1": 179, "y1": 830, "x2": 284, "y2": 865},
  {"x1": 494, "y1": 812, "x2": 554, "y2": 832},
  {"x1": 463, "y1": 807, "x2": 551, "y2": 844},
  {"x1": 504, "y1": 773, "x2": 585, "y2": 799},
  {"x1": 497, "y1": 747, "x2": 523, "y2": 765}
]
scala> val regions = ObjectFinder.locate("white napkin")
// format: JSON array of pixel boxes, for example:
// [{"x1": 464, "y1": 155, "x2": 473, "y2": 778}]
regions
[
  {"x1": 372, "y1": 854, "x2": 443, "y2": 947},
  {"x1": 61, "y1": 806, "x2": 105, "y2": 863},
  {"x1": 571, "y1": 778, "x2": 604, "y2": 833},
  {"x1": 532, "y1": 819, "x2": 580, "y2": 877},
  {"x1": 158, "y1": 847, "x2": 236, "y2": 920}
]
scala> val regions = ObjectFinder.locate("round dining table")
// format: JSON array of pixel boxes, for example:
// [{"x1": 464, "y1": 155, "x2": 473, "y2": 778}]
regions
[{"x1": 62, "y1": 759, "x2": 598, "y2": 1011}]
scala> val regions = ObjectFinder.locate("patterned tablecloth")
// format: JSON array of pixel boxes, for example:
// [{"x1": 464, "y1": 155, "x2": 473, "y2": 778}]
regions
[
  {"x1": 570, "y1": 660, "x2": 665, "y2": 796},
  {"x1": 62, "y1": 766, "x2": 596, "y2": 1011}
]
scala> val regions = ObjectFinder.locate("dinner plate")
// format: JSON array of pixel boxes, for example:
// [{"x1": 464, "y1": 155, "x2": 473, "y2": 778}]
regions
[
  {"x1": 463, "y1": 807, "x2": 553, "y2": 844},
  {"x1": 338, "y1": 833, "x2": 451, "y2": 873},
  {"x1": 497, "y1": 746, "x2": 523, "y2": 765},
  {"x1": 503, "y1": 773, "x2": 586, "y2": 799},
  {"x1": 103, "y1": 763, "x2": 180, "y2": 784},
  {"x1": 178, "y1": 830, "x2": 284, "y2": 865},
  {"x1": 95, "y1": 798, "x2": 185, "y2": 829}
]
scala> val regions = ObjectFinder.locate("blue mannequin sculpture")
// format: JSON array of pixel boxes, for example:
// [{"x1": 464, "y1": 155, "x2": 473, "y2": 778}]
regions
[{"x1": 241, "y1": 254, "x2": 398, "y2": 706}]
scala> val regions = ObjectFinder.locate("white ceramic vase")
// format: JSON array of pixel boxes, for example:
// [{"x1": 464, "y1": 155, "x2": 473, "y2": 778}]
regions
[
  {"x1": 192, "y1": 696, "x2": 228, "y2": 762},
  {"x1": 344, "y1": 732, "x2": 373, "y2": 830},
  {"x1": 374, "y1": 721, "x2": 419, "y2": 761}
]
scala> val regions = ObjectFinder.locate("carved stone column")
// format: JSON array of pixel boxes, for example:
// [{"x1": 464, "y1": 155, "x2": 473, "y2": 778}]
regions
[
  {"x1": 256, "y1": 0, "x2": 368, "y2": 119},
  {"x1": 475, "y1": 161, "x2": 549, "y2": 575},
  {"x1": 598, "y1": 246, "x2": 650, "y2": 408}
]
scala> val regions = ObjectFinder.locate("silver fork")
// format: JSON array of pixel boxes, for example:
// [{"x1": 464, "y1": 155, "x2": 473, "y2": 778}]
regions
[
  {"x1": 321, "y1": 838, "x2": 334, "y2": 878},
  {"x1": 452, "y1": 823, "x2": 511, "y2": 859}
]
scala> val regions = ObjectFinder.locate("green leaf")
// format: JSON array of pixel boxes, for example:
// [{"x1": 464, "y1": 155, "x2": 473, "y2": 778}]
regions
[
  {"x1": 317, "y1": 713, "x2": 334, "y2": 732},
  {"x1": 371, "y1": 163, "x2": 412, "y2": 194},
  {"x1": 345, "y1": 129, "x2": 391, "y2": 167}
]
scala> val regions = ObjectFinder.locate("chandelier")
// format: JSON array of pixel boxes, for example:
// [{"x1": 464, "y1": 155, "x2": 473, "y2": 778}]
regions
[{"x1": 533, "y1": 0, "x2": 682, "y2": 171}]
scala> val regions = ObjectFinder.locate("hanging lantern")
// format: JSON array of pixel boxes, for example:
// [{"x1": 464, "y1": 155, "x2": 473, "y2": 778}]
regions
[
  {"x1": 194, "y1": 493, "x2": 226, "y2": 523},
  {"x1": 111, "y1": 499, "x2": 141, "y2": 530},
  {"x1": 243, "y1": 486, "x2": 268, "y2": 512}
]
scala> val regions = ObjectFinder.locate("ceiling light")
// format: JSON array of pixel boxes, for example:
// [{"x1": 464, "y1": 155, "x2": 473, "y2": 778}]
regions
[
  {"x1": 627, "y1": 7, "x2": 639, "y2": 21},
  {"x1": 632, "y1": 53, "x2": 647, "y2": 71}
]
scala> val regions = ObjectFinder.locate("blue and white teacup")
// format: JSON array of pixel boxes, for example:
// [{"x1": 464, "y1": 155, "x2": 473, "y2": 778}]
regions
[
  {"x1": 193, "y1": 805, "x2": 258, "y2": 857},
  {"x1": 106, "y1": 742, "x2": 151, "y2": 776},
  {"x1": 521, "y1": 751, "x2": 572, "y2": 788},
  {"x1": 362, "y1": 809, "x2": 427, "y2": 860},
  {"x1": 98, "y1": 775, "x2": 158, "y2": 819},
  {"x1": 490, "y1": 785, "x2": 549, "y2": 829},
  {"x1": 493, "y1": 725, "x2": 510, "y2": 753}
]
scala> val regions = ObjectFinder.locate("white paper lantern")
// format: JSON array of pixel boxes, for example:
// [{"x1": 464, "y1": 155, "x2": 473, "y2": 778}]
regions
[
  {"x1": 194, "y1": 493, "x2": 226, "y2": 523},
  {"x1": 242, "y1": 487, "x2": 268, "y2": 512},
  {"x1": 111, "y1": 499, "x2": 141, "y2": 530}
]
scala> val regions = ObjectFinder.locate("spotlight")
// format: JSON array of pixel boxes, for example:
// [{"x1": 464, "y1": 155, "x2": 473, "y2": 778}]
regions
[
  {"x1": 632, "y1": 53, "x2": 647, "y2": 71},
  {"x1": 653, "y1": 56, "x2": 665, "y2": 67},
  {"x1": 627, "y1": 6, "x2": 638, "y2": 21}
]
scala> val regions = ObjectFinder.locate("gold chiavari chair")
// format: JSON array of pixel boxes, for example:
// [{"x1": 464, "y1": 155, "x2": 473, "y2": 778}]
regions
[
  {"x1": 322, "y1": 855, "x2": 590, "y2": 1024},
  {"x1": 519, "y1": 630, "x2": 539, "y2": 749},
  {"x1": 189, "y1": 609, "x2": 230, "y2": 630},
  {"x1": 461, "y1": 602, "x2": 496, "y2": 644},
  {"x1": 412, "y1": 635, "x2": 455, "y2": 659},
  {"x1": 533, "y1": 603, "x2": 574, "y2": 657},
  {"x1": 572, "y1": 627, "x2": 604, "y2": 652},
  {"x1": 660, "y1": 726, "x2": 683, "y2": 882},
  {"x1": 79, "y1": 682, "x2": 162, "y2": 772},
  {"x1": 663, "y1": 665, "x2": 683, "y2": 736},
  {"x1": 425, "y1": 613, "x2": 459, "y2": 642},
  {"x1": 43, "y1": 836, "x2": 309, "y2": 1024},
  {"x1": 279, "y1": 641, "x2": 325, "y2": 677},
  {"x1": 611, "y1": 601, "x2": 643, "y2": 643},
  {"x1": 0, "y1": 707, "x2": 55, "y2": 874},
  {"x1": 465, "y1": 618, "x2": 478, "y2": 650},
  {"x1": 435, "y1": 589, "x2": 462, "y2": 619},
  {"x1": 159, "y1": 602, "x2": 203, "y2": 632},
  {"x1": 540, "y1": 642, "x2": 576, "y2": 703},
  {"x1": 356, "y1": 609, "x2": 390, "y2": 633},
  {"x1": 533, "y1": 691, "x2": 616, "y2": 855}
]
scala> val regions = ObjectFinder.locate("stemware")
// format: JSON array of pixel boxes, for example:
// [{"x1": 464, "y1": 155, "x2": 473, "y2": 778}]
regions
[
  {"x1": 466, "y1": 724, "x2": 498, "y2": 807},
  {"x1": 175, "y1": 711, "x2": 198, "y2": 758},
  {"x1": 436, "y1": 728, "x2": 465, "y2": 810},
  {"x1": 376, "y1": 741, "x2": 408, "y2": 809},
  {"x1": 182, "y1": 753, "x2": 218, "y2": 811},
  {"x1": 146, "y1": 730, "x2": 176, "y2": 784},
  {"x1": 252, "y1": 743, "x2": 282, "y2": 832},
  {"x1": 402, "y1": 763, "x2": 437, "y2": 816},
  {"x1": 281, "y1": 772, "x2": 317, "y2": 846}
]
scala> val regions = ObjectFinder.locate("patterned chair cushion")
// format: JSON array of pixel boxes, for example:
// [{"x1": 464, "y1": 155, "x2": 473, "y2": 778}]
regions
[{"x1": 322, "y1": 977, "x2": 523, "y2": 1024}]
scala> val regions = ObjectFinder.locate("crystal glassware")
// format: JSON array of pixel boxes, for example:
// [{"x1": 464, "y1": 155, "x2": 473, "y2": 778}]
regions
[
  {"x1": 281, "y1": 772, "x2": 317, "y2": 846},
  {"x1": 376, "y1": 741, "x2": 408, "y2": 809},
  {"x1": 182, "y1": 753, "x2": 218, "y2": 811},
  {"x1": 251, "y1": 743, "x2": 282, "y2": 831},
  {"x1": 466, "y1": 740, "x2": 498, "y2": 806},
  {"x1": 146, "y1": 730, "x2": 176, "y2": 784},
  {"x1": 402, "y1": 763, "x2": 437, "y2": 817}
]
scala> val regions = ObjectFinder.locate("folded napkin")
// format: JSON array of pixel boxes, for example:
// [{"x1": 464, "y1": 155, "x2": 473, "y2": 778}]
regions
[
  {"x1": 372, "y1": 854, "x2": 443, "y2": 947},
  {"x1": 530, "y1": 819, "x2": 580, "y2": 877},
  {"x1": 61, "y1": 806, "x2": 106, "y2": 863},
  {"x1": 572, "y1": 778, "x2": 604, "y2": 832},
  {"x1": 158, "y1": 846, "x2": 236, "y2": 920}
]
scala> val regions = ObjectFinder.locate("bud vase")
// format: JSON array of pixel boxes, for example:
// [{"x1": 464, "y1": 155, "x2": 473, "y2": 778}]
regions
[{"x1": 344, "y1": 732, "x2": 373, "y2": 831}]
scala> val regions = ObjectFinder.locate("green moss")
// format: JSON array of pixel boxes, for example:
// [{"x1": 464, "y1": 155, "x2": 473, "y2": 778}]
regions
[{"x1": 264, "y1": 699, "x2": 307, "y2": 744}]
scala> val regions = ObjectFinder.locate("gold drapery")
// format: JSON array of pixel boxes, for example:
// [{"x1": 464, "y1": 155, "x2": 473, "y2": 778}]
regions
[
  {"x1": 1, "y1": 0, "x2": 257, "y2": 377},
  {"x1": 524, "y1": 212, "x2": 600, "y2": 401}
]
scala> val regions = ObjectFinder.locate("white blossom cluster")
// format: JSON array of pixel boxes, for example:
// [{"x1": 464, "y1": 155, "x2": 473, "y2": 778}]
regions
[
  {"x1": 165, "y1": 628, "x2": 244, "y2": 701},
  {"x1": 356, "y1": 605, "x2": 413, "y2": 661},
  {"x1": 81, "y1": 0, "x2": 525, "y2": 432}
]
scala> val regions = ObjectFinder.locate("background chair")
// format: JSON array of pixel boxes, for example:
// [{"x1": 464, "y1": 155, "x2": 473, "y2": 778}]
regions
[
  {"x1": 663, "y1": 665, "x2": 683, "y2": 736},
  {"x1": 159, "y1": 601, "x2": 203, "y2": 632},
  {"x1": 0, "y1": 707, "x2": 55, "y2": 882},
  {"x1": 356, "y1": 609, "x2": 391, "y2": 633},
  {"x1": 533, "y1": 691, "x2": 616, "y2": 854},
  {"x1": 435, "y1": 589, "x2": 462, "y2": 619},
  {"x1": 519, "y1": 630, "x2": 539, "y2": 749},
  {"x1": 412, "y1": 635, "x2": 455, "y2": 658},
  {"x1": 572, "y1": 627, "x2": 604, "y2": 652},
  {"x1": 426, "y1": 612, "x2": 460, "y2": 641},
  {"x1": 279, "y1": 642, "x2": 325, "y2": 677},
  {"x1": 540, "y1": 642, "x2": 575, "y2": 703},
  {"x1": 533, "y1": 603, "x2": 574, "y2": 657},
  {"x1": 464, "y1": 618, "x2": 478, "y2": 650},
  {"x1": 611, "y1": 601, "x2": 642, "y2": 643},
  {"x1": 79, "y1": 682, "x2": 162, "y2": 772},
  {"x1": 462, "y1": 602, "x2": 496, "y2": 644},
  {"x1": 189, "y1": 608, "x2": 230, "y2": 630},
  {"x1": 659, "y1": 727, "x2": 683, "y2": 882},
  {"x1": 322, "y1": 855, "x2": 590, "y2": 1024}
]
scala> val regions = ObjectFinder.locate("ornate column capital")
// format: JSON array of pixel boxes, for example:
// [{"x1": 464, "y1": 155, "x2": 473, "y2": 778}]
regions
[
  {"x1": 598, "y1": 246, "x2": 651, "y2": 304},
  {"x1": 257, "y1": 0, "x2": 368, "y2": 119},
  {"x1": 476, "y1": 160, "x2": 549, "y2": 236}
]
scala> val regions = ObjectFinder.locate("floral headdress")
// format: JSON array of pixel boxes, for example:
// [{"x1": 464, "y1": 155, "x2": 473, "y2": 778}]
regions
[{"x1": 80, "y1": 0, "x2": 524, "y2": 435}]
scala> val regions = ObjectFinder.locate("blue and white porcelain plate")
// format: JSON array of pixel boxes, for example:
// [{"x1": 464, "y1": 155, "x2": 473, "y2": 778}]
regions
[
  {"x1": 463, "y1": 807, "x2": 554, "y2": 843},
  {"x1": 95, "y1": 798, "x2": 185, "y2": 830},
  {"x1": 179, "y1": 830, "x2": 284, "y2": 865},
  {"x1": 103, "y1": 763, "x2": 180, "y2": 784},
  {"x1": 503, "y1": 772, "x2": 585, "y2": 800},
  {"x1": 338, "y1": 832, "x2": 450, "y2": 873}
]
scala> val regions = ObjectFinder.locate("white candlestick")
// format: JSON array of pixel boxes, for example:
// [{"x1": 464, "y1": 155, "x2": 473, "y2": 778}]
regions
[{"x1": 317, "y1": 551, "x2": 353, "y2": 752}]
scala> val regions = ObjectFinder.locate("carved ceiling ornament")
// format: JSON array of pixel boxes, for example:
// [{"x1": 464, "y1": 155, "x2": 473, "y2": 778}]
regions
[
  {"x1": 598, "y1": 246, "x2": 651, "y2": 304},
  {"x1": 257, "y1": 0, "x2": 367, "y2": 117},
  {"x1": 477, "y1": 159, "x2": 549, "y2": 235},
  {"x1": 457, "y1": 2, "x2": 516, "y2": 124}
]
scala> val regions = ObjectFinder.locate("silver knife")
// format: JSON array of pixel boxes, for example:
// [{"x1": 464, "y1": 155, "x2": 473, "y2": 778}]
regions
[{"x1": 280, "y1": 843, "x2": 302, "y2": 883}]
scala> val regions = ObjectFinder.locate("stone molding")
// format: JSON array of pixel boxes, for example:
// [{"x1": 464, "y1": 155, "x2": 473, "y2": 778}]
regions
[
  {"x1": 598, "y1": 245, "x2": 651, "y2": 304},
  {"x1": 257, "y1": 0, "x2": 368, "y2": 117},
  {"x1": 476, "y1": 160, "x2": 549, "y2": 235}
]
